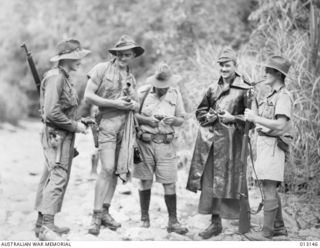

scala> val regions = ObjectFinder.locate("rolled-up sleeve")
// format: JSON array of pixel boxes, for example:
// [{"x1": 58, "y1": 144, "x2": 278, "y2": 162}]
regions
[
  {"x1": 44, "y1": 75, "x2": 78, "y2": 132},
  {"x1": 275, "y1": 93, "x2": 292, "y2": 120},
  {"x1": 87, "y1": 63, "x2": 105, "y2": 87}
]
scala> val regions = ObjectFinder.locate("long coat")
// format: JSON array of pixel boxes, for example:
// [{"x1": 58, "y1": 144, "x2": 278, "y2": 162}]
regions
[{"x1": 187, "y1": 74, "x2": 252, "y2": 200}]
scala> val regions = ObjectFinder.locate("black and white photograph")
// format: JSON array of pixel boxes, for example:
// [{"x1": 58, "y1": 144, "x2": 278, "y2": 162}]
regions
[{"x1": 0, "y1": 0, "x2": 319, "y2": 246}]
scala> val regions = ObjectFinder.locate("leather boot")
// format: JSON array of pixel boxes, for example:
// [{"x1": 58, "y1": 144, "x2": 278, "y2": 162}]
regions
[
  {"x1": 41, "y1": 214, "x2": 70, "y2": 235},
  {"x1": 34, "y1": 212, "x2": 43, "y2": 238},
  {"x1": 139, "y1": 189, "x2": 151, "y2": 228},
  {"x1": 274, "y1": 193, "x2": 288, "y2": 237},
  {"x1": 101, "y1": 204, "x2": 121, "y2": 231},
  {"x1": 199, "y1": 214, "x2": 222, "y2": 239},
  {"x1": 165, "y1": 194, "x2": 188, "y2": 235},
  {"x1": 88, "y1": 210, "x2": 102, "y2": 236}
]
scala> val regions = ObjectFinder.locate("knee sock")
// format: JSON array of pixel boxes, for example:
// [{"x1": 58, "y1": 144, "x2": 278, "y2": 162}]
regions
[
  {"x1": 164, "y1": 194, "x2": 177, "y2": 223},
  {"x1": 139, "y1": 189, "x2": 151, "y2": 221}
]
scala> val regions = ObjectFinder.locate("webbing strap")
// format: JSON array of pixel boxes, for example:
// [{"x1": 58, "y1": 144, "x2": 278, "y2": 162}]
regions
[{"x1": 248, "y1": 138, "x2": 264, "y2": 215}]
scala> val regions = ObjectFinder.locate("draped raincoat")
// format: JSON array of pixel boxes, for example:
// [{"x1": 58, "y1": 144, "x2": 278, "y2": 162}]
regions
[{"x1": 187, "y1": 73, "x2": 253, "y2": 214}]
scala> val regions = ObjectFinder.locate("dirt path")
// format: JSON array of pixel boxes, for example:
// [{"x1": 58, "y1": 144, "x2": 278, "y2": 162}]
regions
[{"x1": 0, "y1": 120, "x2": 319, "y2": 241}]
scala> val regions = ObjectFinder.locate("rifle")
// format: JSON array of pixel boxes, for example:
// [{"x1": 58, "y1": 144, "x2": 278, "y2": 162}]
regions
[
  {"x1": 21, "y1": 44, "x2": 41, "y2": 94},
  {"x1": 21, "y1": 43, "x2": 81, "y2": 162},
  {"x1": 238, "y1": 87, "x2": 254, "y2": 234}
]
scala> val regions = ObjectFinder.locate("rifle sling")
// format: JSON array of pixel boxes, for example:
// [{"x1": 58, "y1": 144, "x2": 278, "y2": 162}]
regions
[{"x1": 248, "y1": 137, "x2": 264, "y2": 215}]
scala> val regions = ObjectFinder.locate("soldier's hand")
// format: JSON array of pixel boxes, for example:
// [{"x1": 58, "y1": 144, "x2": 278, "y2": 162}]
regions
[
  {"x1": 218, "y1": 110, "x2": 235, "y2": 123},
  {"x1": 244, "y1": 108, "x2": 256, "y2": 122},
  {"x1": 147, "y1": 117, "x2": 160, "y2": 128},
  {"x1": 113, "y1": 98, "x2": 135, "y2": 110},
  {"x1": 129, "y1": 100, "x2": 139, "y2": 111},
  {"x1": 76, "y1": 122, "x2": 88, "y2": 134},
  {"x1": 163, "y1": 116, "x2": 177, "y2": 126},
  {"x1": 206, "y1": 113, "x2": 217, "y2": 123}
]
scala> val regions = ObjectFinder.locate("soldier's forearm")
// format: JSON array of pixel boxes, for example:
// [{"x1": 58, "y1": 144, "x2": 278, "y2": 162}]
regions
[
  {"x1": 85, "y1": 92, "x2": 117, "y2": 108},
  {"x1": 254, "y1": 116, "x2": 287, "y2": 132},
  {"x1": 135, "y1": 114, "x2": 150, "y2": 125}
]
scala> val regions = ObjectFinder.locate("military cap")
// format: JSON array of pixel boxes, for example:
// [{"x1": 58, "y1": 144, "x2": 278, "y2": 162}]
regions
[{"x1": 217, "y1": 47, "x2": 237, "y2": 63}]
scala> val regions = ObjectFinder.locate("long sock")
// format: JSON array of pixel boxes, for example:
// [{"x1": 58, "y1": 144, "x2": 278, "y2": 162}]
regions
[
  {"x1": 211, "y1": 214, "x2": 221, "y2": 224},
  {"x1": 274, "y1": 193, "x2": 285, "y2": 228},
  {"x1": 164, "y1": 194, "x2": 177, "y2": 223},
  {"x1": 139, "y1": 189, "x2": 151, "y2": 221},
  {"x1": 263, "y1": 199, "x2": 279, "y2": 237}
]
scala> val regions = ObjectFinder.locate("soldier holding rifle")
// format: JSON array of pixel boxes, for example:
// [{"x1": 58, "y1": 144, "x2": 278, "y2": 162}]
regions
[
  {"x1": 245, "y1": 55, "x2": 293, "y2": 240},
  {"x1": 33, "y1": 39, "x2": 90, "y2": 239},
  {"x1": 187, "y1": 47, "x2": 253, "y2": 239}
]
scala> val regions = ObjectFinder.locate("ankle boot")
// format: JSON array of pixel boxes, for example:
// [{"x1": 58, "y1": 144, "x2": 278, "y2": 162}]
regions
[
  {"x1": 199, "y1": 214, "x2": 222, "y2": 239},
  {"x1": 41, "y1": 214, "x2": 70, "y2": 235},
  {"x1": 274, "y1": 193, "x2": 288, "y2": 237},
  {"x1": 34, "y1": 212, "x2": 43, "y2": 238},
  {"x1": 262, "y1": 199, "x2": 279, "y2": 238},
  {"x1": 139, "y1": 189, "x2": 151, "y2": 228},
  {"x1": 101, "y1": 204, "x2": 121, "y2": 230},
  {"x1": 165, "y1": 194, "x2": 188, "y2": 235},
  {"x1": 88, "y1": 210, "x2": 102, "y2": 236}
]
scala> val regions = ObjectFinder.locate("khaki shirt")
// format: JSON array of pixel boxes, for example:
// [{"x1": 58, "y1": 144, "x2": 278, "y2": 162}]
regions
[
  {"x1": 257, "y1": 85, "x2": 293, "y2": 136},
  {"x1": 87, "y1": 60, "x2": 137, "y2": 118},
  {"x1": 139, "y1": 85, "x2": 186, "y2": 134},
  {"x1": 40, "y1": 67, "x2": 79, "y2": 132}
]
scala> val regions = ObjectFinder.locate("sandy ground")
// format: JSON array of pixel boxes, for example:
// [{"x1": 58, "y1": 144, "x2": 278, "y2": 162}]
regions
[{"x1": 0, "y1": 119, "x2": 319, "y2": 241}]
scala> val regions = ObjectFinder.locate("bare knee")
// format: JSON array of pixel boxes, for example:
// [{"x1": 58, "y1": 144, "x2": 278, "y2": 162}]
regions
[
  {"x1": 99, "y1": 166, "x2": 115, "y2": 178},
  {"x1": 262, "y1": 180, "x2": 277, "y2": 200},
  {"x1": 140, "y1": 180, "x2": 153, "y2": 190},
  {"x1": 163, "y1": 183, "x2": 176, "y2": 195},
  {"x1": 99, "y1": 149, "x2": 116, "y2": 178}
]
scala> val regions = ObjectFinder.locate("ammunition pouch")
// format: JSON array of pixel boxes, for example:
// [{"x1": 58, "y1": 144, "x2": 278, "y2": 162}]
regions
[
  {"x1": 257, "y1": 130, "x2": 292, "y2": 161},
  {"x1": 139, "y1": 132, "x2": 174, "y2": 144}
]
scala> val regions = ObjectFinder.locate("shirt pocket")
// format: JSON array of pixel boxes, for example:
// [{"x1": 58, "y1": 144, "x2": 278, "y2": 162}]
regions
[
  {"x1": 165, "y1": 93, "x2": 177, "y2": 107},
  {"x1": 259, "y1": 100, "x2": 274, "y2": 119},
  {"x1": 102, "y1": 74, "x2": 120, "y2": 99}
]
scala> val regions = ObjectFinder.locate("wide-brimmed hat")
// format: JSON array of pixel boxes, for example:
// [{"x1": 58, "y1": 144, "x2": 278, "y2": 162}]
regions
[
  {"x1": 217, "y1": 47, "x2": 237, "y2": 63},
  {"x1": 146, "y1": 63, "x2": 181, "y2": 89},
  {"x1": 262, "y1": 55, "x2": 291, "y2": 76},
  {"x1": 50, "y1": 39, "x2": 91, "y2": 62},
  {"x1": 108, "y1": 35, "x2": 144, "y2": 57}
]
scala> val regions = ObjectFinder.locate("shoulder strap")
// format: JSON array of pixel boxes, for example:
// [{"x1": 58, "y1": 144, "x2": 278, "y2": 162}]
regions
[{"x1": 139, "y1": 86, "x2": 152, "y2": 114}]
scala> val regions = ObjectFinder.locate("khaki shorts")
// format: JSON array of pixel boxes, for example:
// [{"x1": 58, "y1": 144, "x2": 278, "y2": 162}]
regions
[
  {"x1": 98, "y1": 114, "x2": 126, "y2": 150},
  {"x1": 133, "y1": 139, "x2": 178, "y2": 184}
]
